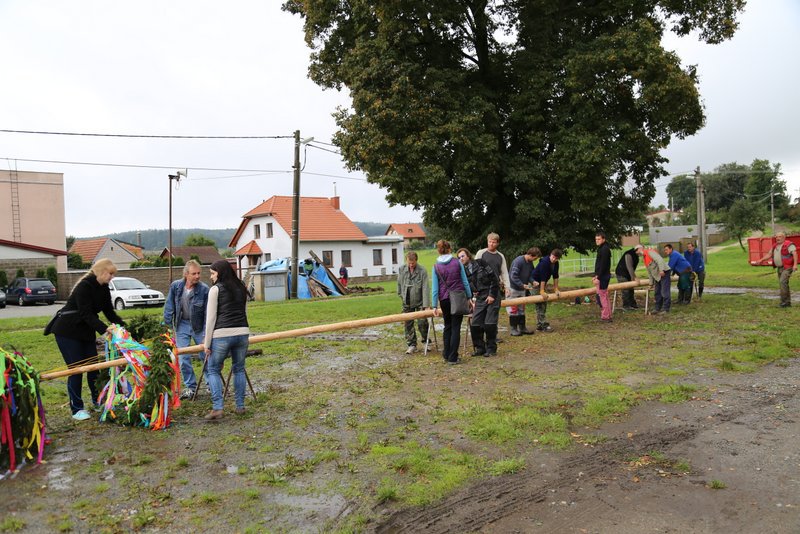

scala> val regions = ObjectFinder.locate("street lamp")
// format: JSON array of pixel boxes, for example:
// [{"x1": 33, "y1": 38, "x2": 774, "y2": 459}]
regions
[{"x1": 168, "y1": 170, "x2": 187, "y2": 284}]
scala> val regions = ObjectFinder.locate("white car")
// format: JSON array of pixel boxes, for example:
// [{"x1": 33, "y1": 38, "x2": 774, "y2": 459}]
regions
[{"x1": 108, "y1": 277, "x2": 165, "y2": 310}]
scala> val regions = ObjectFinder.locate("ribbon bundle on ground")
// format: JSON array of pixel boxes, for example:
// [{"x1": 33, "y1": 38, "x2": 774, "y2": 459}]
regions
[
  {"x1": 1, "y1": 347, "x2": 47, "y2": 477},
  {"x1": 98, "y1": 325, "x2": 180, "y2": 430}
]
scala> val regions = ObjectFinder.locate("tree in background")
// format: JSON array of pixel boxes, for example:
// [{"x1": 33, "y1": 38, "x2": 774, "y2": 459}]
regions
[
  {"x1": 67, "y1": 252, "x2": 88, "y2": 269},
  {"x1": 666, "y1": 175, "x2": 696, "y2": 212},
  {"x1": 66, "y1": 235, "x2": 76, "y2": 249},
  {"x1": 46, "y1": 266, "x2": 58, "y2": 288},
  {"x1": 183, "y1": 234, "x2": 216, "y2": 247},
  {"x1": 284, "y1": 0, "x2": 744, "y2": 253},
  {"x1": 667, "y1": 159, "x2": 788, "y2": 220},
  {"x1": 723, "y1": 198, "x2": 767, "y2": 250}
]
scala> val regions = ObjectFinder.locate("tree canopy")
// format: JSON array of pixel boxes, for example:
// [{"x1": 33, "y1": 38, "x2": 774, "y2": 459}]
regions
[
  {"x1": 183, "y1": 233, "x2": 216, "y2": 247},
  {"x1": 665, "y1": 159, "x2": 789, "y2": 222},
  {"x1": 285, "y1": 0, "x2": 744, "y2": 253}
]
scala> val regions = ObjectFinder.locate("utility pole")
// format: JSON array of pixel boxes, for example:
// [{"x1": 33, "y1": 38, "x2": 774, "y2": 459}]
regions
[
  {"x1": 291, "y1": 130, "x2": 301, "y2": 299},
  {"x1": 694, "y1": 167, "x2": 708, "y2": 262},
  {"x1": 167, "y1": 170, "x2": 186, "y2": 284},
  {"x1": 770, "y1": 186, "x2": 775, "y2": 234}
]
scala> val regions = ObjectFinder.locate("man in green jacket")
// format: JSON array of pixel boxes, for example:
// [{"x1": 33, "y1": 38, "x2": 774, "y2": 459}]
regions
[{"x1": 397, "y1": 251, "x2": 431, "y2": 354}]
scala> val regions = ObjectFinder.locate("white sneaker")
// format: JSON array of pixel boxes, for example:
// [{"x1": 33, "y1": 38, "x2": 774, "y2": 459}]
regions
[
  {"x1": 72, "y1": 409, "x2": 91, "y2": 421},
  {"x1": 405, "y1": 345, "x2": 417, "y2": 354},
  {"x1": 180, "y1": 389, "x2": 196, "y2": 400}
]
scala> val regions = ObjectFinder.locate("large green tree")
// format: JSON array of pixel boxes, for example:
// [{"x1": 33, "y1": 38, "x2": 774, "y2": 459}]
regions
[{"x1": 285, "y1": 0, "x2": 744, "y2": 253}]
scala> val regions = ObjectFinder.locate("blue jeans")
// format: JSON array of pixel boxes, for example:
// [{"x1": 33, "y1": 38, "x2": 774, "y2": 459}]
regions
[
  {"x1": 55, "y1": 336, "x2": 99, "y2": 414},
  {"x1": 655, "y1": 271, "x2": 672, "y2": 311},
  {"x1": 206, "y1": 334, "x2": 249, "y2": 411},
  {"x1": 176, "y1": 320, "x2": 204, "y2": 391}
]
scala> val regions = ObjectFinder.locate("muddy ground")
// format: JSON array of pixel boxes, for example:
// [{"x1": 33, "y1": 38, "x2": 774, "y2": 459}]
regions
[
  {"x1": 378, "y1": 360, "x2": 800, "y2": 533},
  {"x1": 2, "y1": 292, "x2": 799, "y2": 533}
]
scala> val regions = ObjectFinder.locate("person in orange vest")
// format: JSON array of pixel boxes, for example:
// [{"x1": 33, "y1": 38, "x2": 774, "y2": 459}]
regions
[
  {"x1": 636, "y1": 245, "x2": 671, "y2": 314},
  {"x1": 757, "y1": 232, "x2": 797, "y2": 307}
]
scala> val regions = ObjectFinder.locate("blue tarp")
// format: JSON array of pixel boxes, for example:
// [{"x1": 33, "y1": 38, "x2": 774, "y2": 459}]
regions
[{"x1": 258, "y1": 257, "x2": 341, "y2": 299}]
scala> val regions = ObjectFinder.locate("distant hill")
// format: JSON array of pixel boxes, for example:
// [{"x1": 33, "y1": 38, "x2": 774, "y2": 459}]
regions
[
  {"x1": 79, "y1": 229, "x2": 237, "y2": 251},
  {"x1": 79, "y1": 222, "x2": 410, "y2": 250}
]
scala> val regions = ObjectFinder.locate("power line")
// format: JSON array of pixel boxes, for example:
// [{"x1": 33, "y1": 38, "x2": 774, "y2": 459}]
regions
[
  {"x1": 0, "y1": 129, "x2": 293, "y2": 139},
  {"x1": 2, "y1": 156, "x2": 287, "y2": 173}
]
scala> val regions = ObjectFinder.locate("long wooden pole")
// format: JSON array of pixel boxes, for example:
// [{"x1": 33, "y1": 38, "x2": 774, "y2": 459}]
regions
[{"x1": 40, "y1": 279, "x2": 649, "y2": 380}]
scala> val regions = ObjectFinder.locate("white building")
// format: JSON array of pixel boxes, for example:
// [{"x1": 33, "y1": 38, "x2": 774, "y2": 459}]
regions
[{"x1": 229, "y1": 196, "x2": 404, "y2": 278}]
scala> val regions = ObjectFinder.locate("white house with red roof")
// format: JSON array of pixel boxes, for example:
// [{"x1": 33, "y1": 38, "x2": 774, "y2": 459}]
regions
[
  {"x1": 229, "y1": 196, "x2": 404, "y2": 278},
  {"x1": 386, "y1": 223, "x2": 426, "y2": 247}
]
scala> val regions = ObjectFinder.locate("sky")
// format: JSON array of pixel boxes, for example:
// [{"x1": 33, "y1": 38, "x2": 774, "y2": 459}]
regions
[{"x1": 1, "y1": 1, "x2": 797, "y2": 238}]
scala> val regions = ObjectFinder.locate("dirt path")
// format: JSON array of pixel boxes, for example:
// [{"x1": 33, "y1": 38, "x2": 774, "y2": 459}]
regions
[{"x1": 376, "y1": 359, "x2": 800, "y2": 533}]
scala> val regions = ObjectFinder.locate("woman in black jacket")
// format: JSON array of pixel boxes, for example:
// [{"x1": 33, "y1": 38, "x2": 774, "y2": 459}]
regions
[{"x1": 50, "y1": 258, "x2": 125, "y2": 421}]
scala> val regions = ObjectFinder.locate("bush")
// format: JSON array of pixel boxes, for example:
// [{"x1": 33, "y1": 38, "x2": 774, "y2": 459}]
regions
[
  {"x1": 46, "y1": 266, "x2": 58, "y2": 288},
  {"x1": 0, "y1": 270, "x2": 8, "y2": 288},
  {"x1": 35, "y1": 269, "x2": 46, "y2": 278},
  {"x1": 16, "y1": 268, "x2": 25, "y2": 278}
]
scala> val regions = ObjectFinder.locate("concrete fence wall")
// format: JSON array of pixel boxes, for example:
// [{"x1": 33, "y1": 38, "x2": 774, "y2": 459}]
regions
[{"x1": 56, "y1": 266, "x2": 212, "y2": 300}]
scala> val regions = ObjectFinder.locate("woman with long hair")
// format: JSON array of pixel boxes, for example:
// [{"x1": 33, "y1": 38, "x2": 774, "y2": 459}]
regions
[
  {"x1": 202, "y1": 260, "x2": 250, "y2": 420},
  {"x1": 432, "y1": 240, "x2": 472, "y2": 364},
  {"x1": 49, "y1": 258, "x2": 125, "y2": 421}
]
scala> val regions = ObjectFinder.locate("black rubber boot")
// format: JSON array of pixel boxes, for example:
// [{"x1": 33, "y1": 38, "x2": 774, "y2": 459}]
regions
[
  {"x1": 519, "y1": 315, "x2": 535, "y2": 335},
  {"x1": 509, "y1": 315, "x2": 522, "y2": 336}
]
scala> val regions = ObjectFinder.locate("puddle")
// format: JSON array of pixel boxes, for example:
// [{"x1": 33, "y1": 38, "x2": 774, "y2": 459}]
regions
[
  {"x1": 265, "y1": 491, "x2": 349, "y2": 526},
  {"x1": 46, "y1": 466, "x2": 73, "y2": 491},
  {"x1": 702, "y1": 287, "x2": 786, "y2": 301}
]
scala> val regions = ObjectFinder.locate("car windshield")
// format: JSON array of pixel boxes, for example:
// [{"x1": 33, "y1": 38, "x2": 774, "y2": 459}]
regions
[
  {"x1": 30, "y1": 280, "x2": 54, "y2": 289},
  {"x1": 114, "y1": 279, "x2": 148, "y2": 290}
]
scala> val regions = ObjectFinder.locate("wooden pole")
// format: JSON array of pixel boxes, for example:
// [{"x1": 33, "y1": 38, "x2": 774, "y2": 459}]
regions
[{"x1": 40, "y1": 279, "x2": 650, "y2": 380}]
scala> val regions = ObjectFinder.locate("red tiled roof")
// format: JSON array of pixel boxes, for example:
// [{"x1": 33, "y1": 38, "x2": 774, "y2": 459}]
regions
[
  {"x1": 234, "y1": 240, "x2": 263, "y2": 256},
  {"x1": 387, "y1": 223, "x2": 426, "y2": 238},
  {"x1": 229, "y1": 196, "x2": 367, "y2": 247},
  {"x1": 69, "y1": 238, "x2": 139, "y2": 263},
  {"x1": 69, "y1": 238, "x2": 107, "y2": 263},
  {"x1": 121, "y1": 242, "x2": 145, "y2": 259}
]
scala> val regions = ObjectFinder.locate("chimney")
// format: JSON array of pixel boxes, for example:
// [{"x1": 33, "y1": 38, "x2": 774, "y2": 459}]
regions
[
  {"x1": 137, "y1": 231, "x2": 142, "y2": 247},
  {"x1": 330, "y1": 196, "x2": 340, "y2": 210}
]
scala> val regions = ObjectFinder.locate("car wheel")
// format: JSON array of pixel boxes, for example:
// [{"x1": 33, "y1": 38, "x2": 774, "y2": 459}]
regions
[
  {"x1": 18, "y1": 296, "x2": 25, "y2": 306},
  {"x1": 0, "y1": 303, "x2": 5, "y2": 309},
  {"x1": 114, "y1": 298, "x2": 126, "y2": 311}
]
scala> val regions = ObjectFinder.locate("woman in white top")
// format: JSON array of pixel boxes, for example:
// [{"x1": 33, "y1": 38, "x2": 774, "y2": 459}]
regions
[{"x1": 203, "y1": 260, "x2": 250, "y2": 420}]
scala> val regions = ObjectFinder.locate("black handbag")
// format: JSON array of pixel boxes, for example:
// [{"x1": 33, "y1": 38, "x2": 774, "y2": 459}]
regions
[{"x1": 448, "y1": 289, "x2": 471, "y2": 315}]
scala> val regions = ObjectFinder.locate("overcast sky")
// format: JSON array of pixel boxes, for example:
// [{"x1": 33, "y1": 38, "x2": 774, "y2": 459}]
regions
[{"x1": 1, "y1": 1, "x2": 797, "y2": 238}]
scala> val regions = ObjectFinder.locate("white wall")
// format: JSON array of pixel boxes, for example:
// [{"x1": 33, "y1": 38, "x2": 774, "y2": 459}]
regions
[{"x1": 235, "y1": 215, "x2": 404, "y2": 277}]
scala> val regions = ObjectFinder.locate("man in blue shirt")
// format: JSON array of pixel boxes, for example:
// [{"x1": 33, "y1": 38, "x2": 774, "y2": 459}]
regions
[
  {"x1": 683, "y1": 242, "x2": 705, "y2": 302},
  {"x1": 532, "y1": 249, "x2": 561, "y2": 332},
  {"x1": 663, "y1": 244, "x2": 693, "y2": 306},
  {"x1": 164, "y1": 260, "x2": 210, "y2": 399}
]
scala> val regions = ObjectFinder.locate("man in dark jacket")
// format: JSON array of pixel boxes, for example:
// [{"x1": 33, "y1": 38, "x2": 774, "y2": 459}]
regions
[
  {"x1": 532, "y1": 249, "x2": 562, "y2": 332},
  {"x1": 397, "y1": 251, "x2": 430, "y2": 354},
  {"x1": 458, "y1": 248, "x2": 500, "y2": 356},
  {"x1": 508, "y1": 247, "x2": 541, "y2": 336},
  {"x1": 615, "y1": 246, "x2": 640, "y2": 310},
  {"x1": 593, "y1": 232, "x2": 613, "y2": 322},
  {"x1": 164, "y1": 260, "x2": 210, "y2": 399}
]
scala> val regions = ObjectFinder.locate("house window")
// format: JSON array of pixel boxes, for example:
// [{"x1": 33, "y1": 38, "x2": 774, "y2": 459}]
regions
[
  {"x1": 341, "y1": 250, "x2": 352, "y2": 267},
  {"x1": 266, "y1": 223, "x2": 273, "y2": 238},
  {"x1": 322, "y1": 250, "x2": 333, "y2": 267},
  {"x1": 254, "y1": 224, "x2": 261, "y2": 239},
  {"x1": 264, "y1": 253, "x2": 272, "y2": 261},
  {"x1": 373, "y1": 249, "x2": 383, "y2": 266},
  {"x1": 391, "y1": 248, "x2": 398, "y2": 264}
]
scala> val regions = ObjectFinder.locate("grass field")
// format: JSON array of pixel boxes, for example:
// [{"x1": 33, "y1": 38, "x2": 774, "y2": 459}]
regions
[{"x1": 1, "y1": 230, "x2": 796, "y2": 532}]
